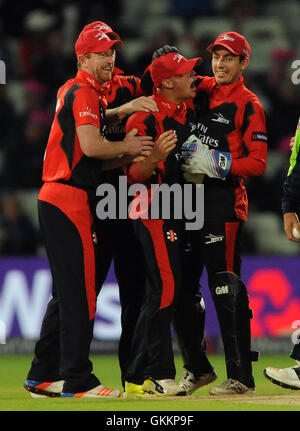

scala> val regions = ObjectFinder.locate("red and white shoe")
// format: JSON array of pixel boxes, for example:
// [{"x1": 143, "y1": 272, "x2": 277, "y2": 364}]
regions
[
  {"x1": 24, "y1": 379, "x2": 64, "y2": 398},
  {"x1": 60, "y1": 384, "x2": 121, "y2": 398}
]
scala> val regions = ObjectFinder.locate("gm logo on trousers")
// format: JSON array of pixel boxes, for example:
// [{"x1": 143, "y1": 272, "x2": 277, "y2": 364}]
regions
[{"x1": 215, "y1": 285, "x2": 229, "y2": 295}]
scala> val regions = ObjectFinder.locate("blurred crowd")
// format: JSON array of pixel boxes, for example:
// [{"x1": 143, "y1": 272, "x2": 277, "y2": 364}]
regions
[{"x1": 0, "y1": 0, "x2": 299, "y2": 256}]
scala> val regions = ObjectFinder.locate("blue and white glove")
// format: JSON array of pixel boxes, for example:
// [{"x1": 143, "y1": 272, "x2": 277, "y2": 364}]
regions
[{"x1": 181, "y1": 136, "x2": 232, "y2": 180}]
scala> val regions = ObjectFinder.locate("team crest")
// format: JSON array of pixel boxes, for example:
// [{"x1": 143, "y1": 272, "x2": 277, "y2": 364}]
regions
[
  {"x1": 166, "y1": 230, "x2": 177, "y2": 242},
  {"x1": 92, "y1": 231, "x2": 98, "y2": 244}
]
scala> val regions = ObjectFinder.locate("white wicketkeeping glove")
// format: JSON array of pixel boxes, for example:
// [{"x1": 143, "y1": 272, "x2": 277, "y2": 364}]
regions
[{"x1": 181, "y1": 136, "x2": 232, "y2": 180}]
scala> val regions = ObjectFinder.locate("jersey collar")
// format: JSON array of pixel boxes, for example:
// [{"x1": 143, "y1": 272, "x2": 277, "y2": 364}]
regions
[
  {"x1": 212, "y1": 76, "x2": 244, "y2": 98},
  {"x1": 153, "y1": 89, "x2": 187, "y2": 117},
  {"x1": 113, "y1": 67, "x2": 124, "y2": 76},
  {"x1": 76, "y1": 70, "x2": 103, "y2": 92}
]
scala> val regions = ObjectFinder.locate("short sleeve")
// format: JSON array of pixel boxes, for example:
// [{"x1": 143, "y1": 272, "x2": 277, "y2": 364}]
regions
[{"x1": 72, "y1": 86, "x2": 101, "y2": 128}]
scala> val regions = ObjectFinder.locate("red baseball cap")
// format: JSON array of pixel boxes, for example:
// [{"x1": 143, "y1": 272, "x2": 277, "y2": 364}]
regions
[
  {"x1": 150, "y1": 52, "x2": 202, "y2": 88},
  {"x1": 82, "y1": 20, "x2": 120, "y2": 40},
  {"x1": 75, "y1": 28, "x2": 123, "y2": 57},
  {"x1": 207, "y1": 32, "x2": 251, "y2": 59}
]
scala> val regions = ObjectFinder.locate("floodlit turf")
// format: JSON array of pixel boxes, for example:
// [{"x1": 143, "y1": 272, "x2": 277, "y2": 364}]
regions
[{"x1": 1, "y1": 353, "x2": 300, "y2": 412}]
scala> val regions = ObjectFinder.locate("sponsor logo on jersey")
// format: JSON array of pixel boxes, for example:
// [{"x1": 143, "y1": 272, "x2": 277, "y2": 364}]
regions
[
  {"x1": 189, "y1": 123, "x2": 220, "y2": 147},
  {"x1": 189, "y1": 122, "x2": 198, "y2": 132},
  {"x1": 212, "y1": 112, "x2": 230, "y2": 124},
  {"x1": 79, "y1": 106, "x2": 98, "y2": 119},
  {"x1": 251, "y1": 131, "x2": 267, "y2": 143},
  {"x1": 205, "y1": 233, "x2": 224, "y2": 244},
  {"x1": 189, "y1": 122, "x2": 208, "y2": 134},
  {"x1": 198, "y1": 134, "x2": 219, "y2": 147}
]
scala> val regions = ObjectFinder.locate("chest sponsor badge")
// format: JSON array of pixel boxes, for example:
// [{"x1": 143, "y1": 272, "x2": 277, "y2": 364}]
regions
[{"x1": 251, "y1": 131, "x2": 267, "y2": 143}]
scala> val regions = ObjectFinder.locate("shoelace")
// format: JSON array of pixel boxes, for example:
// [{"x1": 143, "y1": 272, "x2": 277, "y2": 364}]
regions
[
  {"x1": 223, "y1": 379, "x2": 246, "y2": 393},
  {"x1": 180, "y1": 372, "x2": 198, "y2": 390}
]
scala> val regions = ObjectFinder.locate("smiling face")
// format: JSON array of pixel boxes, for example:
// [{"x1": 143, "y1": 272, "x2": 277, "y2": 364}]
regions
[
  {"x1": 78, "y1": 49, "x2": 116, "y2": 83},
  {"x1": 211, "y1": 47, "x2": 248, "y2": 86},
  {"x1": 161, "y1": 70, "x2": 197, "y2": 104}
]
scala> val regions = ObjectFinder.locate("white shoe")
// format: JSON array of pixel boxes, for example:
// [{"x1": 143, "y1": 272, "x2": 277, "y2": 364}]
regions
[
  {"x1": 264, "y1": 365, "x2": 300, "y2": 390},
  {"x1": 142, "y1": 378, "x2": 186, "y2": 396},
  {"x1": 179, "y1": 369, "x2": 217, "y2": 395},
  {"x1": 209, "y1": 378, "x2": 255, "y2": 395}
]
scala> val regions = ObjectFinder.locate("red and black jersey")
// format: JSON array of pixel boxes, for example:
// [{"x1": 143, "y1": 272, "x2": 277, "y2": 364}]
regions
[
  {"x1": 195, "y1": 76, "x2": 267, "y2": 222},
  {"x1": 99, "y1": 69, "x2": 143, "y2": 188},
  {"x1": 101, "y1": 69, "x2": 143, "y2": 141},
  {"x1": 42, "y1": 70, "x2": 106, "y2": 190},
  {"x1": 125, "y1": 90, "x2": 198, "y2": 217}
]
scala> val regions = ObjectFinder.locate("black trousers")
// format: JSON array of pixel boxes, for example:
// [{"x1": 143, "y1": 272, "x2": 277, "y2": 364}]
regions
[
  {"x1": 27, "y1": 183, "x2": 100, "y2": 393},
  {"x1": 291, "y1": 343, "x2": 300, "y2": 361},
  {"x1": 95, "y1": 218, "x2": 146, "y2": 386},
  {"x1": 174, "y1": 220, "x2": 255, "y2": 383},
  {"x1": 184, "y1": 220, "x2": 242, "y2": 284},
  {"x1": 125, "y1": 218, "x2": 185, "y2": 384}
]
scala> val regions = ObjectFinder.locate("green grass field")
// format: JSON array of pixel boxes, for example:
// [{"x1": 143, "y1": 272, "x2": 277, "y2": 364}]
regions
[{"x1": 1, "y1": 353, "x2": 300, "y2": 412}]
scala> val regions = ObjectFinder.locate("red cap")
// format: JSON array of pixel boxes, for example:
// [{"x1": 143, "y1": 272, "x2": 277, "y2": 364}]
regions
[
  {"x1": 82, "y1": 20, "x2": 120, "y2": 40},
  {"x1": 150, "y1": 52, "x2": 202, "y2": 88},
  {"x1": 75, "y1": 29, "x2": 123, "y2": 57},
  {"x1": 207, "y1": 32, "x2": 250, "y2": 59}
]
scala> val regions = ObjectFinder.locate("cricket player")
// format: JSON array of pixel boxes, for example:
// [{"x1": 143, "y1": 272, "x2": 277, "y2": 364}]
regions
[
  {"x1": 264, "y1": 116, "x2": 300, "y2": 390},
  {"x1": 79, "y1": 21, "x2": 160, "y2": 389},
  {"x1": 176, "y1": 32, "x2": 267, "y2": 395},
  {"x1": 23, "y1": 28, "x2": 154, "y2": 398},
  {"x1": 122, "y1": 48, "x2": 220, "y2": 397}
]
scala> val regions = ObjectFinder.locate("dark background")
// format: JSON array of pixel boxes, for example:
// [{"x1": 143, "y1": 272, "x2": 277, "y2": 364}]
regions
[{"x1": 0, "y1": 0, "x2": 299, "y2": 257}]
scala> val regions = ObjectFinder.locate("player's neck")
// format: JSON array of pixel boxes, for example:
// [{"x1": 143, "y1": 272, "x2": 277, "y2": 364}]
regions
[{"x1": 159, "y1": 89, "x2": 186, "y2": 106}]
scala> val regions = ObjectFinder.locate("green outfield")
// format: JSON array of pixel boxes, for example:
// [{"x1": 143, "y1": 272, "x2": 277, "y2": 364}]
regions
[{"x1": 1, "y1": 353, "x2": 300, "y2": 411}]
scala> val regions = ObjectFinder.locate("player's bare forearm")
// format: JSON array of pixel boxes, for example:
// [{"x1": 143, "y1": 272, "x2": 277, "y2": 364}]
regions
[
  {"x1": 102, "y1": 154, "x2": 135, "y2": 171},
  {"x1": 77, "y1": 125, "x2": 153, "y2": 159},
  {"x1": 106, "y1": 96, "x2": 159, "y2": 125},
  {"x1": 105, "y1": 108, "x2": 124, "y2": 126}
]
